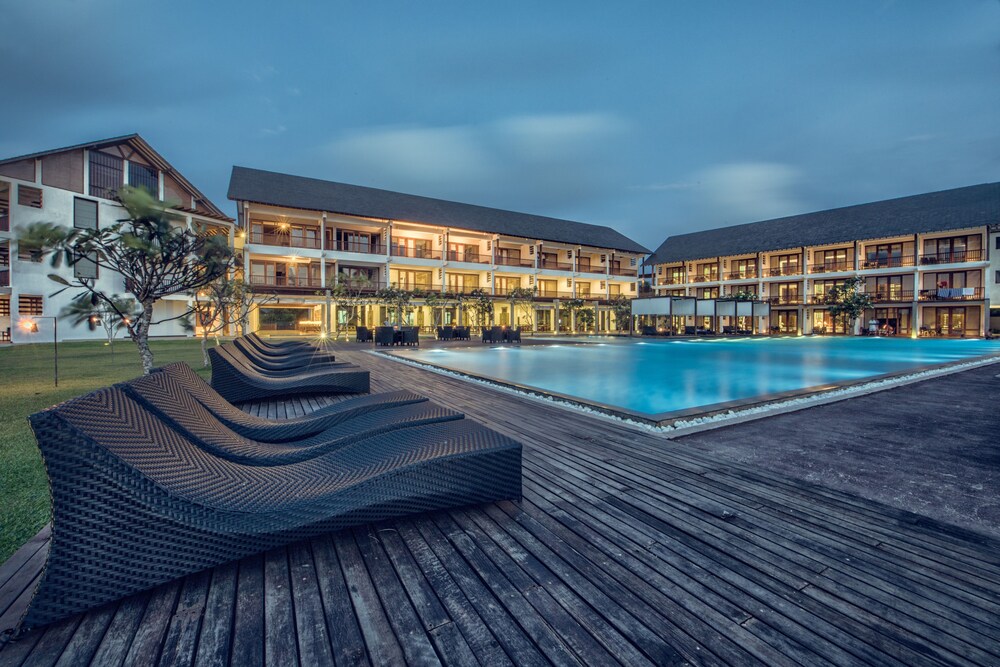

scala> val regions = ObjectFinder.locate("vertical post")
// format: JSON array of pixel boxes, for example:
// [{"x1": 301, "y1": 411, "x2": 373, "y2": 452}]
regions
[{"x1": 53, "y1": 317, "x2": 58, "y2": 387}]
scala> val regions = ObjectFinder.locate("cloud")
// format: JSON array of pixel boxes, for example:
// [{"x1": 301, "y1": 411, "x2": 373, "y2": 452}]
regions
[
  {"x1": 316, "y1": 113, "x2": 628, "y2": 212},
  {"x1": 693, "y1": 162, "x2": 807, "y2": 225}
]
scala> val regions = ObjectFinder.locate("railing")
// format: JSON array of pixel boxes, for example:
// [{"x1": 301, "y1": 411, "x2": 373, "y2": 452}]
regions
[
  {"x1": 609, "y1": 267, "x2": 638, "y2": 277},
  {"x1": 768, "y1": 266, "x2": 802, "y2": 277},
  {"x1": 336, "y1": 240, "x2": 386, "y2": 254},
  {"x1": 249, "y1": 275, "x2": 324, "y2": 292},
  {"x1": 727, "y1": 270, "x2": 758, "y2": 280},
  {"x1": 539, "y1": 260, "x2": 573, "y2": 271},
  {"x1": 391, "y1": 246, "x2": 442, "y2": 260},
  {"x1": 691, "y1": 275, "x2": 718, "y2": 283},
  {"x1": 446, "y1": 250, "x2": 489, "y2": 263},
  {"x1": 861, "y1": 255, "x2": 916, "y2": 269},
  {"x1": 495, "y1": 255, "x2": 534, "y2": 268},
  {"x1": 535, "y1": 290, "x2": 579, "y2": 300},
  {"x1": 249, "y1": 232, "x2": 321, "y2": 249},
  {"x1": 919, "y1": 249, "x2": 984, "y2": 264},
  {"x1": 766, "y1": 295, "x2": 803, "y2": 305},
  {"x1": 808, "y1": 261, "x2": 852, "y2": 274},
  {"x1": 865, "y1": 290, "x2": 914, "y2": 303},
  {"x1": 919, "y1": 287, "x2": 984, "y2": 301},
  {"x1": 660, "y1": 277, "x2": 686, "y2": 285}
]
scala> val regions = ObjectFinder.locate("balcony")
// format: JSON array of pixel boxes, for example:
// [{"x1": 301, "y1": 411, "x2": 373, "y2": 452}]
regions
[
  {"x1": 249, "y1": 275, "x2": 324, "y2": 294},
  {"x1": 865, "y1": 290, "x2": 915, "y2": 303},
  {"x1": 660, "y1": 277, "x2": 686, "y2": 285},
  {"x1": 249, "y1": 231, "x2": 321, "y2": 250},
  {"x1": 534, "y1": 290, "x2": 578, "y2": 301},
  {"x1": 861, "y1": 255, "x2": 915, "y2": 270},
  {"x1": 609, "y1": 267, "x2": 638, "y2": 277},
  {"x1": 766, "y1": 295, "x2": 803, "y2": 305},
  {"x1": 335, "y1": 240, "x2": 386, "y2": 255},
  {"x1": 539, "y1": 259, "x2": 573, "y2": 272},
  {"x1": 918, "y1": 249, "x2": 984, "y2": 265},
  {"x1": 768, "y1": 266, "x2": 802, "y2": 277},
  {"x1": 808, "y1": 261, "x2": 852, "y2": 274},
  {"x1": 691, "y1": 275, "x2": 719, "y2": 283},
  {"x1": 919, "y1": 287, "x2": 984, "y2": 301},
  {"x1": 726, "y1": 270, "x2": 758, "y2": 280},
  {"x1": 495, "y1": 255, "x2": 534, "y2": 268},
  {"x1": 391, "y1": 246, "x2": 442, "y2": 261},
  {"x1": 446, "y1": 250, "x2": 489, "y2": 264}
]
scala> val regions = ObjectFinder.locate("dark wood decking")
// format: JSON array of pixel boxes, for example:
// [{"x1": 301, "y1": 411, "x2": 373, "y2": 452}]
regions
[{"x1": 2, "y1": 346, "x2": 1000, "y2": 666}]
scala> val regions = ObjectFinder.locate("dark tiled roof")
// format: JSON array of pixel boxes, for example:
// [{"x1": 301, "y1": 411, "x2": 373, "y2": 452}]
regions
[
  {"x1": 228, "y1": 166, "x2": 649, "y2": 254},
  {"x1": 0, "y1": 134, "x2": 232, "y2": 221},
  {"x1": 649, "y1": 182, "x2": 1000, "y2": 264}
]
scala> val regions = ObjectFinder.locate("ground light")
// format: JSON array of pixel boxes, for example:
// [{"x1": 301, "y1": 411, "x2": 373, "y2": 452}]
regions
[{"x1": 19, "y1": 316, "x2": 58, "y2": 386}]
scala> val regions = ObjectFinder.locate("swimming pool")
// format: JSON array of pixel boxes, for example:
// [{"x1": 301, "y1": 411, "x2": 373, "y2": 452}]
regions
[{"x1": 389, "y1": 337, "x2": 1000, "y2": 423}]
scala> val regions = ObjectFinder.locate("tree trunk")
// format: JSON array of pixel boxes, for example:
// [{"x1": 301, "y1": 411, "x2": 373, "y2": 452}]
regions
[
  {"x1": 202, "y1": 334, "x2": 210, "y2": 367},
  {"x1": 134, "y1": 300, "x2": 156, "y2": 375}
]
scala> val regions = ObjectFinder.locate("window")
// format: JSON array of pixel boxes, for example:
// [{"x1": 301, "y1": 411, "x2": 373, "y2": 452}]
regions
[
  {"x1": 17, "y1": 241, "x2": 41, "y2": 262},
  {"x1": 89, "y1": 151, "x2": 124, "y2": 199},
  {"x1": 18, "y1": 295, "x2": 43, "y2": 315},
  {"x1": 0, "y1": 182, "x2": 9, "y2": 231},
  {"x1": 73, "y1": 197, "x2": 98, "y2": 230},
  {"x1": 17, "y1": 185, "x2": 42, "y2": 208},
  {"x1": 995, "y1": 270, "x2": 1000, "y2": 285},
  {"x1": 0, "y1": 297, "x2": 9, "y2": 316},
  {"x1": 128, "y1": 162, "x2": 158, "y2": 195},
  {"x1": 74, "y1": 251, "x2": 99, "y2": 279},
  {"x1": 996, "y1": 237, "x2": 1000, "y2": 251}
]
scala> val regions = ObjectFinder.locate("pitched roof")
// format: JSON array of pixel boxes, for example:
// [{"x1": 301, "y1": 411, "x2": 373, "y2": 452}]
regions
[
  {"x1": 227, "y1": 166, "x2": 650, "y2": 254},
  {"x1": 0, "y1": 134, "x2": 232, "y2": 221},
  {"x1": 649, "y1": 182, "x2": 1000, "y2": 264}
]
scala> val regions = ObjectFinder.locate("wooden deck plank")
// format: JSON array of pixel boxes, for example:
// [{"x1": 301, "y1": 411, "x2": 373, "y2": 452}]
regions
[{"x1": 192, "y1": 561, "x2": 237, "y2": 667}]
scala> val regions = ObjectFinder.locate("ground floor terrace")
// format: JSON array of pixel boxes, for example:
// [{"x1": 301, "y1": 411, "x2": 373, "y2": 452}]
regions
[{"x1": 1, "y1": 344, "x2": 998, "y2": 666}]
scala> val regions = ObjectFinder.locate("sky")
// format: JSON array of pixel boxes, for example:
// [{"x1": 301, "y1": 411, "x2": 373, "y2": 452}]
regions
[{"x1": 2, "y1": 0, "x2": 999, "y2": 252}]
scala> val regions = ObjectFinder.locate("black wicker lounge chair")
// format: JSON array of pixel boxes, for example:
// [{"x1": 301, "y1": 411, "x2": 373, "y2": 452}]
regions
[
  {"x1": 242, "y1": 334, "x2": 317, "y2": 358},
  {"x1": 356, "y1": 326, "x2": 373, "y2": 343},
  {"x1": 232, "y1": 338, "x2": 337, "y2": 370},
  {"x1": 248, "y1": 332, "x2": 312, "y2": 351},
  {"x1": 122, "y1": 373, "x2": 464, "y2": 465},
  {"x1": 22, "y1": 387, "x2": 522, "y2": 628},
  {"x1": 220, "y1": 343, "x2": 350, "y2": 378},
  {"x1": 209, "y1": 346, "x2": 370, "y2": 402},
  {"x1": 155, "y1": 363, "x2": 426, "y2": 441}
]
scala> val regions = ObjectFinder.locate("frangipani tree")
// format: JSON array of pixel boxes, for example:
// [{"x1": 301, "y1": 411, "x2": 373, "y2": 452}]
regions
[
  {"x1": 19, "y1": 186, "x2": 234, "y2": 374},
  {"x1": 507, "y1": 286, "x2": 535, "y2": 329},
  {"x1": 823, "y1": 276, "x2": 872, "y2": 334},
  {"x1": 60, "y1": 293, "x2": 138, "y2": 357}
]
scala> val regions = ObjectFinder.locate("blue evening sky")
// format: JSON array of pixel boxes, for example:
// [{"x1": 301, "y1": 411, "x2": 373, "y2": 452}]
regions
[{"x1": 2, "y1": 0, "x2": 999, "y2": 250}]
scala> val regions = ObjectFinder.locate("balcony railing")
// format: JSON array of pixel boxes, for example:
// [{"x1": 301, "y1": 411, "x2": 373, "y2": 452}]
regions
[
  {"x1": 539, "y1": 259, "x2": 573, "y2": 271},
  {"x1": 609, "y1": 267, "x2": 638, "y2": 277},
  {"x1": 495, "y1": 255, "x2": 534, "y2": 268},
  {"x1": 691, "y1": 275, "x2": 719, "y2": 283},
  {"x1": 391, "y1": 246, "x2": 442, "y2": 260},
  {"x1": 768, "y1": 266, "x2": 802, "y2": 277},
  {"x1": 766, "y1": 295, "x2": 803, "y2": 305},
  {"x1": 249, "y1": 275, "x2": 324, "y2": 293},
  {"x1": 919, "y1": 249, "x2": 984, "y2": 264},
  {"x1": 660, "y1": 277, "x2": 686, "y2": 285},
  {"x1": 919, "y1": 287, "x2": 984, "y2": 301},
  {"x1": 446, "y1": 250, "x2": 489, "y2": 264},
  {"x1": 808, "y1": 261, "x2": 852, "y2": 274},
  {"x1": 336, "y1": 240, "x2": 386, "y2": 255},
  {"x1": 861, "y1": 255, "x2": 915, "y2": 269},
  {"x1": 865, "y1": 290, "x2": 915, "y2": 303},
  {"x1": 727, "y1": 270, "x2": 758, "y2": 280},
  {"x1": 249, "y1": 232, "x2": 321, "y2": 249},
  {"x1": 535, "y1": 290, "x2": 579, "y2": 300}
]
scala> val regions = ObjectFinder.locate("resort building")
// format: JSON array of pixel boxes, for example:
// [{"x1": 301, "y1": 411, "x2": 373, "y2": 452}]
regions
[
  {"x1": 227, "y1": 167, "x2": 649, "y2": 335},
  {"x1": 0, "y1": 135, "x2": 235, "y2": 344},
  {"x1": 645, "y1": 182, "x2": 1000, "y2": 337}
]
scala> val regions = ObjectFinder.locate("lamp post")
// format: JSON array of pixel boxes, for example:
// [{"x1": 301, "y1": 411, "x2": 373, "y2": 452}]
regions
[{"x1": 19, "y1": 316, "x2": 58, "y2": 386}]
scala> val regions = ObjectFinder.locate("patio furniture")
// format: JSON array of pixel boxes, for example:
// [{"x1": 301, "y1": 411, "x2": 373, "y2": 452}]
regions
[
  {"x1": 641, "y1": 326, "x2": 657, "y2": 336},
  {"x1": 437, "y1": 326, "x2": 453, "y2": 341},
  {"x1": 374, "y1": 326, "x2": 397, "y2": 346},
  {"x1": 453, "y1": 326, "x2": 470, "y2": 340},
  {"x1": 508, "y1": 327, "x2": 522, "y2": 343},
  {"x1": 402, "y1": 327, "x2": 420, "y2": 346},
  {"x1": 208, "y1": 346, "x2": 370, "y2": 402},
  {"x1": 242, "y1": 334, "x2": 315, "y2": 358},
  {"x1": 481, "y1": 328, "x2": 494, "y2": 343},
  {"x1": 684, "y1": 326, "x2": 697, "y2": 335},
  {"x1": 356, "y1": 326, "x2": 373, "y2": 343},
  {"x1": 248, "y1": 332, "x2": 313, "y2": 352},
  {"x1": 491, "y1": 326, "x2": 504, "y2": 343},
  {"x1": 221, "y1": 343, "x2": 349, "y2": 378},
  {"x1": 156, "y1": 363, "x2": 427, "y2": 441},
  {"x1": 232, "y1": 337, "x2": 336, "y2": 370},
  {"x1": 21, "y1": 385, "x2": 522, "y2": 628}
]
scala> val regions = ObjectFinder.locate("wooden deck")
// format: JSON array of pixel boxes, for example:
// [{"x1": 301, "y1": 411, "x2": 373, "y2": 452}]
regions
[{"x1": 2, "y1": 345, "x2": 1000, "y2": 666}]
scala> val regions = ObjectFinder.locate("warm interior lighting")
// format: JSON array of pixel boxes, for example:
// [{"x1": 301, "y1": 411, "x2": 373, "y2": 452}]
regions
[{"x1": 20, "y1": 319, "x2": 39, "y2": 333}]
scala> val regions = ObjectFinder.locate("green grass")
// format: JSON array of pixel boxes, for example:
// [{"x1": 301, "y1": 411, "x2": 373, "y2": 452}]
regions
[{"x1": 0, "y1": 338, "x2": 213, "y2": 563}]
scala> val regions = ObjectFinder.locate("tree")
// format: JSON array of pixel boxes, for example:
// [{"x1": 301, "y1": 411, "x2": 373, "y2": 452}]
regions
[
  {"x1": 419, "y1": 289, "x2": 448, "y2": 329},
  {"x1": 19, "y1": 185, "x2": 234, "y2": 374},
  {"x1": 733, "y1": 288, "x2": 757, "y2": 301},
  {"x1": 609, "y1": 294, "x2": 633, "y2": 333},
  {"x1": 324, "y1": 271, "x2": 374, "y2": 338},
  {"x1": 230, "y1": 280, "x2": 277, "y2": 337},
  {"x1": 507, "y1": 286, "x2": 535, "y2": 328},
  {"x1": 465, "y1": 288, "x2": 494, "y2": 330},
  {"x1": 576, "y1": 307, "x2": 596, "y2": 332},
  {"x1": 559, "y1": 298, "x2": 585, "y2": 332},
  {"x1": 823, "y1": 276, "x2": 872, "y2": 334},
  {"x1": 375, "y1": 285, "x2": 413, "y2": 325},
  {"x1": 191, "y1": 277, "x2": 237, "y2": 367},
  {"x1": 60, "y1": 293, "x2": 138, "y2": 357}
]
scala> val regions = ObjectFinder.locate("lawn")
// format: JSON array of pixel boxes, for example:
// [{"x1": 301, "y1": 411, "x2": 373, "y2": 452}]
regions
[{"x1": 0, "y1": 338, "x2": 214, "y2": 563}]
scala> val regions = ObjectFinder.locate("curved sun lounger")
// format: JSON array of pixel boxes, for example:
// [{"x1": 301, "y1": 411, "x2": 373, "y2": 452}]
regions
[
  {"x1": 232, "y1": 337, "x2": 337, "y2": 371},
  {"x1": 240, "y1": 335, "x2": 333, "y2": 361},
  {"x1": 23, "y1": 387, "x2": 521, "y2": 628},
  {"x1": 122, "y1": 372, "x2": 464, "y2": 464},
  {"x1": 156, "y1": 363, "x2": 426, "y2": 441},
  {"x1": 220, "y1": 343, "x2": 352, "y2": 379},
  {"x1": 209, "y1": 346, "x2": 370, "y2": 402},
  {"x1": 248, "y1": 332, "x2": 313, "y2": 351}
]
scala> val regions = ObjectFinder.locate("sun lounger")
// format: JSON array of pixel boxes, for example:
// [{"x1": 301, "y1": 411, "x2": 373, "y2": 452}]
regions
[
  {"x1": 209, "y1": 346, "x2": 370, "y2": 402},
  {"x1": 232, "y1": 337, "x2": 336, "y2": 370},
  {"x1": 220, "y1": 342, "x2": 349, "y2": 377},
  {"x1": 248, "y1": 332, "x2": 313, "y2": 351},
  {"x1": 21, "y1": 386, "x2": 521, "y2": 628}
]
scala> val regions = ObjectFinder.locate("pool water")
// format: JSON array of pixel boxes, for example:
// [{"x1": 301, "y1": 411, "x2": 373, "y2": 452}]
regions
[{"x1": 393, "y1": 337, "x2": 1000, "y2": 420}]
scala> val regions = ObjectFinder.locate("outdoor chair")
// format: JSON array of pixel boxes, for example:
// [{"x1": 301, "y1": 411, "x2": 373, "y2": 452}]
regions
[
  {"x1": 684, "y1": 326, "x2": 697, "y2": 335},
  {"x1": 402, "y1": 327, "x2": 420, "y2": 346},
  {"x1": 242, "y1": 334, "x2": 316, "y2": 358},
  {"x1": 220, "y1": 343, "x2": 347, "y2": 377},
  {"x1": 481, "y1": 328, "x2": 494, "y2": 343},
  {"x1": 232, "y1": 337, "x2": 336, "y2": 370},
  {"x1": 437, "y1": 326, "x2": 454, "y2": 341},
  {"x1": 454, "y1": 326, "x2": 470, "y2": 340},
  {"x1": 248, "y1": 332, "x2": 313, "y2": 351},
  {"x1": 356, "y1": 326, "x2": 373, "y2": 342},
  {"x1": 20, "y1": 385, "x2": 522, "y2": 628},
  {"x1": 156, "y1": 363, "x2": 426, "y2": 441},
  {"x1": 508, "y1": 327, "x2": 522, "y2": 343},
  {"x1": 208, "y1": 346, "x2": 370, "y2": 402},
  {"x1": 641, "y1": 326, "x2": 656, "y2": 336},
  {"x1": 491, "y1": 326, "x2": 504, "y2": 343},
  {"x1": 374, "y1": 326, "x2": 397, "y2": 346}
]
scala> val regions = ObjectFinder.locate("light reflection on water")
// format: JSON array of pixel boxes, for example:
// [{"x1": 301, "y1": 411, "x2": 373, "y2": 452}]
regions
[{"x1": 399, "y1": 337, "x2": 1000, "y2": 416}]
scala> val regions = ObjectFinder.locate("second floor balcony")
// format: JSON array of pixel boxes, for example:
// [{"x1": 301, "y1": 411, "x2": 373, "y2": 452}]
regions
[
  {"x1": 391, "y1": 245, "x2": 442, "y2": 261},
  {"x1": 865, "y1": 290, "x2": 915, "y2": 303},
  {"x1": 808, "y1": 260, "x2": 852, "y2": 274},
  {"x1": 249, "y1": 230, "x2": 321, "y2": 250},
  {"x1": 766, "y1": 295, "x2": 803, "y2": 305},
  {"x1": 768, "y1": 265, "x2": 802, "y2": 277},
  {"x1": 919, "y1": 249, "x2": 984, "y2": 265},
  {"x1": 727, "y1": 270, "x2": 758, "y2": 280},
  {"x1": 446, "y1": 249, "x2": 489, "y2": 264},
  {"x1": 609, "y1": 266, "x2": 637, "y2": 277},
  {"x1": 539, "y1": 259, "x2": 573, "y2": 272},
  {"x1": 919, "y1": 287, "x2": 984, "y2": 301},
  {"x1": 691, "y1": 274, "x2": 719, "y2": 283}
]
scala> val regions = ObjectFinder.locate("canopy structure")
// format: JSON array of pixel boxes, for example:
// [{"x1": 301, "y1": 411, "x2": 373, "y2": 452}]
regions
[{"x1": 631, "y1": 297, "x2": 769, "y2": 318}]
